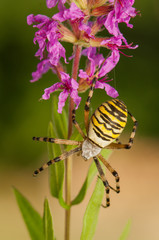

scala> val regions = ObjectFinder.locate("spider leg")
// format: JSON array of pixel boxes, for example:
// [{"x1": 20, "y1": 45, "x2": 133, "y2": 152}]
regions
[
  {"x1": 32, "y1": 137, "x2": 81, "y2": 146},
  {"x1": 72, "y1": 109, "x2": 86, "y2": 138},
  {"x1": 105, "y1": 111, "x2": 138, "y2": 150},
  {"x1": 98, "y1": 154, "x2": 120, "y2": 193},
  {"x1": 84, "y1": 78, "x2": 96, "y2": 134},
  {"x1": 115, "y1": 138, "x2": 121, "y2": 144},
  {"x1": 93, "y1": 156, "x2": 110, "y2": 208},
  {"x1": 33, "y1": 146, "x2": 81, "y2": 176}
]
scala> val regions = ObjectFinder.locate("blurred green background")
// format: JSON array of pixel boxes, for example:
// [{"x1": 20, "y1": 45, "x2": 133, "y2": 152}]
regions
[
  {"x1": 1, "y1": 0, "x2": 159, "y2": 168},
  {"x1": 1, "y1": 1, "x2": 159, "y2": 240}
]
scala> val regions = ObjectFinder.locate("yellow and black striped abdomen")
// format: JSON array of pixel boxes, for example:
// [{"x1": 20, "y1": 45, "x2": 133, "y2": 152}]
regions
[{"x1": 88, "y1": 99, "x2": 128, "y2": 148}]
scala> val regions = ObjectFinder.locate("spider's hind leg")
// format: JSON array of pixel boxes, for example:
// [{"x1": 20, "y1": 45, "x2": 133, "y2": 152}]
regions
[
  {"x1": 93, "y1": 156, "x2": 111, "y2": 208},
  {"x1": 98, "y1": 154, "x2": 120, "y2": 194}
]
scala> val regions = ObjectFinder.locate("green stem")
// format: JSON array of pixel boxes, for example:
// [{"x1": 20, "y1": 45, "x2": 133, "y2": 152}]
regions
[{"x1": 65, "y1": 45, "x2": 82, "y2": 240}]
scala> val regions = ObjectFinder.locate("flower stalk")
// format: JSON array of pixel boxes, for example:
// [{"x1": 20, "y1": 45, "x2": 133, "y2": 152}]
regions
[{"x1": 65, "y1": 44, "x2": 82, "y2": 240}]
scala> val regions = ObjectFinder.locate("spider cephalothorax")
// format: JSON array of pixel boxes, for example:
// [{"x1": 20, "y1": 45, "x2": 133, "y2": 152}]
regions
[{"x1": 33, "y1": 79, "x2": 138, "y2": 207}]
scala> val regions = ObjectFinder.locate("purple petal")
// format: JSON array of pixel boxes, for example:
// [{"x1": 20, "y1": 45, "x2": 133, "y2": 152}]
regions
[
  {"x1": 78, "y1": 69, "x2": 89, "y2": 79},
  {"x1": 81, "y1": 47, "x2": 105, "y2": 77},
  {"x1": 30, "y1": 59, "x2": 52, "y2": 82},
  {"x1": 53, "y1": 2, "x2": 84, "y2": 22},
  {"x1": 101, "y1": 36, "x2": 122, "y2": 47},
  {"x1": 58, "y1": 89, "x2": 69, "y2": 113},
  {"x1": 42, "y1": 82, "x2": 62, "y2": 100},
  {"x1": 27, "y1": 14, "x2": 50, "y2": 26},
  {"x1": 53, "y1": 9, "x2": 66, "y2": 22},
  {"x1": 48, "y1": 41, "x2": 67, "y2": 66},
  {"x1": 70, "y1": 89, "x2": 81, "y2": 110},
  {"x1": 79, "y1": 20, "x2": 92, "y2": 37},
  {"x1": 98, "y1": 49, "x2": 120, "y2": 78},
  {"x1": 70, "y1": 78, "x2": 79, "y2": 90},
  {"x1": 27, "y1": 14, "x2": 35, "y2": 25},
  {"x1": 34, "y1": 38, "x2": 46, "y2": 60},
  {"x1": 46, "y1": 0, "x2": 58, "y2": 8},
  {"x1": 104, "y1": 0, "x2": 137, "y2": 38},
  {"x1": 95, "y1": 82, "x2": 119, "y2": 98},
  {"x1": 104, "y1": 10, "x2": 119, "y2": 37},
  {"x1": 60, "y1": 71, "x2": 70, "y2": 83},
  {"x1": 66, "y1": 3, "x2": 85, "y2": 21},
  {"x1": 46, "y1": 0, "x2": 66, "y2": 8}
]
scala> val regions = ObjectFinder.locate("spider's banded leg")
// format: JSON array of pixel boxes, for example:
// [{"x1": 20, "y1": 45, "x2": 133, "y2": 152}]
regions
[
  {"x1": 84, "y1": 78, "x2": 96, "y2": 134},
  {"x1": 106, "y1": 112, "x2": 138, "y2": 150},
  {"x1": 127, "y1": 111, "x2": 138, "y2": 148},
  {"x1": 33, "y1": 137, "x2": 81, "y2": 146},
  {"x1": 72, "y1": 109, "x2": 86, "y2": 138},
  {"x1": 33, "y1": 146, "x2": 81, "y2": 176},
  {"x1": 116, "y1": 138, "x2": 121, "y2": 144},
  {"x1": 98, "y1": 154, "x2": 120, "y2": 193},
  {"x1": 93, "y1": 156, "x2": 110, "y2": 208}
]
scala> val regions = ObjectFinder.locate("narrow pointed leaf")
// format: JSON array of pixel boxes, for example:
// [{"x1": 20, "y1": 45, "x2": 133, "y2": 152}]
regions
[
  {"x1": 101, "y1": 148, "x2": 112, "y2": 159},
  {"x1": 80, "y1": 178, "x2": 105, "y2": 240},
  {"x1": 13, "y1": 188, "x2": 44, "y2": 240},
  {"x1": 48, "y1": 121, "x2": 69, "y2": 209},
  {"x1": 43, "y1": 199, "x2": 54, "y2": 240},
  {"x1": 48, "y1": 121, "x2": 64, "y2": 198},
  {"x1": 48, "y1": 95, "x2": 70, "y2": 209},
  {"x1": 119, "y1": 220, "x2": 131, "y2": 240}
]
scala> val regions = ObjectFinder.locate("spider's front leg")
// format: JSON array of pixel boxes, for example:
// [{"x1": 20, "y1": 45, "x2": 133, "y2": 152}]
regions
[
  {"x1": 33, "y1": 146, "x2": 81, "y2": 176},
  {"x1": 32, "y1": 136, "x2": 81, "y2": 146},
  {"x1": 72, "y1": 109, "x2": 86, "y2": 139}
]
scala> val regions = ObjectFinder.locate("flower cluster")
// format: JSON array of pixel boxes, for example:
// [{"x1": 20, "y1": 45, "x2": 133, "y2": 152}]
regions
[{"x1": 27, "y1": 0, "x2": 138, "y2": 113}]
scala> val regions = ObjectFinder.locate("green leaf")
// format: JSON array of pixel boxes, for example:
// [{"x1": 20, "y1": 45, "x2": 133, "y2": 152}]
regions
[
  {"x1": 48, "y1": 122, "x2": 69, "y2": 209},
  {"x1": 49, "y1": 96, "x2": 70, "y2": 209},
  {"x1": 71, "y1": 161, "x2": 97, "y2": 205},
  {"x1": 13, "y1": 187, "x2": 44, "y2": 240},
  {"x1": 80, "y1": 178, "x2": 105, "y2": 240},
  {"x1": 101, "y1": 148, "x2": 112, "y2": 159},
  {"x1": 43, "y1": 199, "x2": 54, "y2": 240},
  {"x1": 48, "y1": 121, "x2": 64, "y2": 198},
  {"x1": 119, "y1": 220, "x2": 131, "y2": 240}
]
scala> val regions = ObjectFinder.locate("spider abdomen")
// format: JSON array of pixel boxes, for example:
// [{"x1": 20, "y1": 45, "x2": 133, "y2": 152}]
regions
[{"x1": 88, "y1": 99, "x2": 128, "y2": 148}]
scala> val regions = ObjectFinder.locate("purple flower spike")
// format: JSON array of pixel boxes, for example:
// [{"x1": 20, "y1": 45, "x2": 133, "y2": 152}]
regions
[
  {"x1": 42, "y1": 72, "x2": 81, "y2": 113},
  {"x1": 28, "y1": 0, "x2": 139, "y2": 113}
]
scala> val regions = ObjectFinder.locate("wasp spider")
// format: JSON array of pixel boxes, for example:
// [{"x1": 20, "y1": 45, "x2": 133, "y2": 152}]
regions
[{"x1": 33, "y1": 78, "x2": 138, "y2": 207}]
